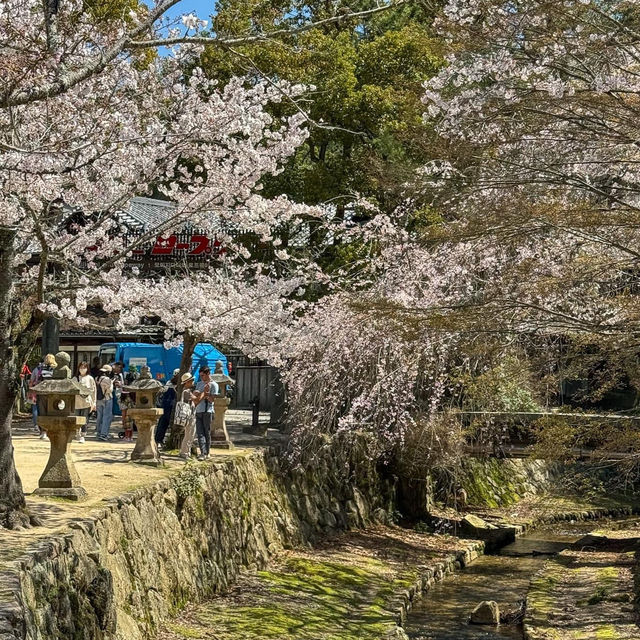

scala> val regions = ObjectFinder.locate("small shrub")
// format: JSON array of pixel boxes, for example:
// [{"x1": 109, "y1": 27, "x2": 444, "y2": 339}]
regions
[{"x1": 172, "y1": 466, "x2": 206, "y2": 499}]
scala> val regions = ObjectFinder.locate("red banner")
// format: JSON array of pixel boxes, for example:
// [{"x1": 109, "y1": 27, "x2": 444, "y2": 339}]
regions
[{"x1": 131, "y1": 233, "x2": 224, "y2": 258}]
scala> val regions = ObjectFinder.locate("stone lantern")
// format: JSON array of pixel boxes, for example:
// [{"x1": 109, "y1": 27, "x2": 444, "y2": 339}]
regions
[
  {"x1": 123, "y1": 366, "x2": 164, "y2": 465},
  {"x1": 33, "y1": 352, "x2": 89, "y2": 500},
  {"x1": 210, "y1": 360, "x2": 234, "y2": 450}
]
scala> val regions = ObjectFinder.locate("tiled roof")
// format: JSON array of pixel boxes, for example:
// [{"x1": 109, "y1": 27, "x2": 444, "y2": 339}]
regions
[{"x1": 119, "y1": 197, "x2": 177, "y2": 231}]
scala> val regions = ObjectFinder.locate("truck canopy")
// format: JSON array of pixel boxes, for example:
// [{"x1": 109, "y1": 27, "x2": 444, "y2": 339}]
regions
[{"x1": 98, "y1": 342, "x2": 228, "y2": 381}]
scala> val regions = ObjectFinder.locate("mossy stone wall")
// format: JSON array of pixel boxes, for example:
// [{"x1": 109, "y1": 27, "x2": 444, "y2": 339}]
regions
[
  {"x1": 0, "y1": 449, "x2": 394, "y2": 640},
  {"x1": 459, "y1": 458, "x2": 561, "y2": 508}
]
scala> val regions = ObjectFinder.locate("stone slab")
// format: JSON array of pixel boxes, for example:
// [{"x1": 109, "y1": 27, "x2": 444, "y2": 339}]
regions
[{"x1": 33, "y1": 486, "x2": 88, "y2": 501}]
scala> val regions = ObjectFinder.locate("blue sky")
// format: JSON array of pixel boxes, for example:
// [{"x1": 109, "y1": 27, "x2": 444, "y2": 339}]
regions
[{"x1": 160, "y1": 0, "x2": 215, "y2": 21}]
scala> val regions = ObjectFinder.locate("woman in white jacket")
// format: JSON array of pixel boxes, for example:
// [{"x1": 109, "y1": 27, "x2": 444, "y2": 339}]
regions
[{"x1": 73, "y1": 361, "x2": 97, "y2": 443}]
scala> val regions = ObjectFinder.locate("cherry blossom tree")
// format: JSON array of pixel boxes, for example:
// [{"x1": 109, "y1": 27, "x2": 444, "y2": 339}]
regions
[
  {"x1": 400, "y1": 0, "x2": 640, "y2": 467},
  {"x1": 418, "y1": 0, "x2": 640, "y2": 337},
  {"x1": 279, "y1": 0, "x2": 640, "y2": 483},
  {"x1": 0, "y1": 0, "x2": 412, "y2": 528}
]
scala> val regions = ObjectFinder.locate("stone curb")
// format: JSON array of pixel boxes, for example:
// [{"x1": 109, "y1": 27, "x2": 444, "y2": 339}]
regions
[{"x1": 384, "y1": 540, "x2": 486, "y2": 639}]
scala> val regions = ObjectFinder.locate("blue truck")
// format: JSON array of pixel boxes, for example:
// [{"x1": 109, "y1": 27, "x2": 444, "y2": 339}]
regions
[{"x1": 98, "y1": 342, "x2": 228, "y2": 382}]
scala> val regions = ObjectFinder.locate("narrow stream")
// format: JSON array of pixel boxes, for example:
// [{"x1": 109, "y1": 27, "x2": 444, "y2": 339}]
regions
[{"x1": 403, "y1": 516, "x2": 639, "y2": 640}]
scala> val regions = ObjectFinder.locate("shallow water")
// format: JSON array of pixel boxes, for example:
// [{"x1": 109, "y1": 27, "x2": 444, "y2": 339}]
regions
[{"x1": 403, "y1": 517, "x2": 639, "y2": 640}]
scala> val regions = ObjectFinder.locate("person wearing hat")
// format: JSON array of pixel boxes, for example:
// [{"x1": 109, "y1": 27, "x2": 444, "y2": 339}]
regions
[
  {"x1": 178, "y1": 372, "x2": 197, "y2": 459},
  {"x1": 190, "y1": 366, "x2": 218, "y2": 460},
  {"x1": 95, "y1": 364, "x2": 114, "y2": 441},
  {"x1": 155, "y1": 370, "x2": 180, "y2": 449}
]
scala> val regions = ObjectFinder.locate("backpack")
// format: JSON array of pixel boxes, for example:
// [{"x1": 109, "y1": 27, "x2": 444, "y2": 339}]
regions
[
  {"x1": 40, "y1": 365, "x2": 54, "y2": 379},
  {"x1": 30, "y1": 364, "x2": 43, "y2": 386},
  {"x1": 174, "y1": 392, "x2": 194, "y2": 427},
  {"x1": 96, "y1": 376, "x2": 105, "y2": 401}
]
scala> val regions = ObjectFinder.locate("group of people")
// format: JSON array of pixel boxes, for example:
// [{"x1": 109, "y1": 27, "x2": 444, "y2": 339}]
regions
[
  {"x1": 154, "y1": 367, "x2": 219, "y2": 461},
  {"x1": 26, "y1": 354, "x2": 125, "y2": 442},
  {"x1": 27, "y1": 354, "x2": 219, "y2": 460}
]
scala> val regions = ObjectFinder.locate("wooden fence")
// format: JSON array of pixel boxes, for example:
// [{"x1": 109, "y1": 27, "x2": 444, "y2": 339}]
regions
[{"x1": 231, "y1": 366, "x2": 277, "y2": 411}]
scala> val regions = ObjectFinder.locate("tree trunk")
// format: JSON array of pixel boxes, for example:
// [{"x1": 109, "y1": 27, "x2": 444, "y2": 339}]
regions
[
  {"x1": 0, "y1": 227, "x2": 30, "y2": 529},
  {"x1": 166, "y1": 330, "x2": 197, "y2": 450}
]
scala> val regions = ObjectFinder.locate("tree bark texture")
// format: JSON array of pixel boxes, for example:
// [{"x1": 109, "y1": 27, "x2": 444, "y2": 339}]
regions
[
  {"x1": 0, "y1": 226, "x2": 30, "y2": 528},
  {"x1": 166, "y1": 330, "x2": 197, "y2": 450}
]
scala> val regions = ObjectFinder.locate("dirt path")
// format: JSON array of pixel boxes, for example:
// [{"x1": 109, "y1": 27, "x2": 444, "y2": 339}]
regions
[
  {"x1": 525, "y1": 527, "x2": 639, "y2": 640},
  {"x1": 0, "y1": 414, "x2": 261, "y2": 565}
]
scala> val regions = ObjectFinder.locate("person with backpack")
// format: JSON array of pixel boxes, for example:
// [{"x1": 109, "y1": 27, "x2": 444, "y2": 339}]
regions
[
  {"x1": 95, "y1": 364, "x2": 114, "y2": 441},
  {"x1": 90, "y1": 356, "x2": 101, "y2": 379},
  {"x1": 30, "y1": 353, "x2": 57, "y2": 439},
  {"x1": 72, "y1": 361, "x2": 96, "y2": 443},
  {"x1": 178, "y1": 373, "x2": 196, "y2": 460},
  {"x1": 18, "y1": 362, "x2": 31, "y2": 414}
]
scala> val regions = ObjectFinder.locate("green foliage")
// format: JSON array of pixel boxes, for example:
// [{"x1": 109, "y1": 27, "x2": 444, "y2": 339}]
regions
[
  {"x1": 199, "y1": 1, "x2": 444, "y2": 232},
  {"x1": 529, "y1": 417, "x2": 578, "y2": 461},
  {"x1": 172, "y1": 465, "x2": 206, "y2": 499},
  {"x1": 461, "y1": 356, "x2": 541, "y2": 413},
  {"x1": 558, "y1": 337, "x2": 640, "y2": 408},
  {"x1": 413, "y1": 520, "x2": 431, "y2": 533},
  {"x1": 81, "y1": 0, "x2": 157, "y2": 68},
  {"x1": 406, "y1": 205, "x2": 444, "y2": 234},
  {"x1": 83, "y1": 0, "x2": 141, "y2": 23},
  {"x1": 587, "y1": 585, "x2": 611, "y2": 606}
]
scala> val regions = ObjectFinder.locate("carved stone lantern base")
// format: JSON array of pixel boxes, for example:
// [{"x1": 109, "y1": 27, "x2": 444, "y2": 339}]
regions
[
  {"x1": 211, "y1": 397, "x2": 234, "y2": 450},
  {"x1": 211, "y1": 433, "x2": 234, "y2": 450},
  {"x1": 33, "y1": 486, "x2": 88, "y2": 501},
  {"x1": 128, "y1": 408, "x2": 164, "y2": 465},
  {"x1": 34, "y1": 416, "x2": 88, "y2": 501}
]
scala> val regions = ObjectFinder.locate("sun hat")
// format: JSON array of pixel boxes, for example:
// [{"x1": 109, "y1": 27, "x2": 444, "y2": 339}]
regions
[
  {"x1": 181, "y1": 372, "x2": 194, "y2": 384},
  {"x1": 44, "y1": 353, "x2": 57, "y2": 367},
  {"x1": 99, "y1": 364, "x2": 112, "y2": 373}
]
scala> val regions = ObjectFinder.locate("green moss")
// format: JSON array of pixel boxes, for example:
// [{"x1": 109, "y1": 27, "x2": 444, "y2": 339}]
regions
[
  {"x1": 577, "y1": 566, "x2": 620, "y2": 606},
  {"x1": 526, "y1": 561, "x2": 565, "y2": 621},
  {"x1": 168, "y1": 587, "x2": 192, "y2": 617},
  {"x1": 166, "y1": 623, "x2": 205, "y2": 639},
  {"x1": 597, "y1": 567, "x2": 619, "y2": 583},
  {"x1": 192, "y1": 492, "x2": 206, "y2": 521},
  {"x1": 587, "y1": 585, "x2": 610, "y2": 605},
  {"x1": 162, "y1": 553, "x2": 421, "y2": 639},
  {"x1": 460, "y1": 459, "x2": 524, "y2": 508},
  {"x1": 595, "y1": 627, "x2": 620, "y2": 639}
]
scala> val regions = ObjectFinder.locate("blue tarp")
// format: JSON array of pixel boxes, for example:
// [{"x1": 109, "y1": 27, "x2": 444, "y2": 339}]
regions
[{"x1": 99, "y1": 342, "x2": 228, "y2": 382}]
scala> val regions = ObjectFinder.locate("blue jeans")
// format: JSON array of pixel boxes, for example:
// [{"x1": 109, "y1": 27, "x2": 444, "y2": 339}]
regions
[
  {"x1": 96, "y1": 400, "x2": 113, "y2": 438},
  {"x1": 32, "y1": 402, "x2": 38, "y2": 428},
  {"x1": 155, "y1": 410, "x2": 172, "y2": 444},
  {"x1": 195, "y1": 412, "x2": 212, "y2": 456}
]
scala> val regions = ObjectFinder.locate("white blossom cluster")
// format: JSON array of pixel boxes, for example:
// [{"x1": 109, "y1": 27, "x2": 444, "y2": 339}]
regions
[{"x1": 1, "y1": 0, "x2": 329, "y2": 357}]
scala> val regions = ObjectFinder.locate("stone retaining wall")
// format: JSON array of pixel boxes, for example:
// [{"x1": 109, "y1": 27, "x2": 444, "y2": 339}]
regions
[
  {"x1": 0, "y1": 449, "x2": 393, "y2": 640},
  {"x1": 458, "y1": 458, "x2": 561, "y2": 508}
]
